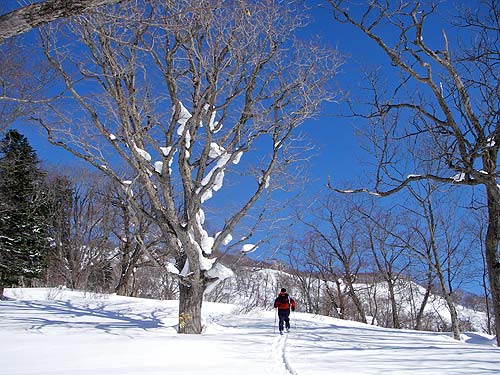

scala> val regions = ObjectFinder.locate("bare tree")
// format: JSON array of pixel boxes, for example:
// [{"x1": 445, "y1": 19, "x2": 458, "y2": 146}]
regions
[
  {"x1": 105, "y1": 181, "x2": 160, "y2": 296},
  {"x1": 358, "y1": 205, "x2": 409, "y2": 329},
  {"x1": 327, "y1": 0, "x2": 500, "y2": 344},
  {"x1": 35, "y1": 0, "x2": 340, "y2": 333},
  {"x1": 0, "y1": 38, "x2": 56, "y2": 133},
  {"x1": 44, "y1": 170, "x2": 116, "y2": 291},
  {"x1": 301, "y1": 195, "x2": 368, "y2": 323},
  {"x1": 305, "y1": 232, "x2": 347, "y2": 318},
  {"x1": 284, "y1": 234, "x2": 322, "y2": 314},
  {"x1": 408, "y1": 183, "x2": 464, "y2": 340}
]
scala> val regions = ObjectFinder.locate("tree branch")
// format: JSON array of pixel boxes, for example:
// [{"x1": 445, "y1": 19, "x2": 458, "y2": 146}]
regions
[{"x1": 0, "y1": 0, "x2": 122, "y2": 43}]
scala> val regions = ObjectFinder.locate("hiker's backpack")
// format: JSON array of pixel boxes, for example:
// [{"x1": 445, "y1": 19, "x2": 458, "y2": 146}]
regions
[{"x1": 275, "y1": 294, "x2": 291, "y2": 310}]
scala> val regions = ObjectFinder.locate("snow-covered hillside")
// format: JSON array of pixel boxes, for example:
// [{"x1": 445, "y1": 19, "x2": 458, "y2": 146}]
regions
[
  {"x1": 1, "y1": 288, "x2": 499, "y2": 375},
  {"x1": 210, "y1": 267, "x2": 489, "y2": 333}
]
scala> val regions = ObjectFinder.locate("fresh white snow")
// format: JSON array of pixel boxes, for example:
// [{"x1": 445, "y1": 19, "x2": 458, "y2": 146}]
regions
[
  {"x1": 2, "y1": 288, "x2": 499, "y2": 375},
  {"x1": 241, "y1": 243, "x2": 258, "y2": 253}
]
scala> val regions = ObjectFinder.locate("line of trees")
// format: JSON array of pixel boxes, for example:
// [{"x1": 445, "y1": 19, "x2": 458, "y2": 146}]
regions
[
  {"x1": 0, "y1": 129, "x2": 165, "y2": 299},
  {"x1": 0, "y1": 129, "x2": 491, "y2": 336},
  {"x1": 0, "y1": 130, "x2": 49, "y2": 298},
  {"x1": 291, "y1": 187, "x2": 487, "y2": 337}
]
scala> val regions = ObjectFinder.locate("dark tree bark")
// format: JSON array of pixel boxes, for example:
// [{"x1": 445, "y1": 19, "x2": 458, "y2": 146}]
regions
[
  {"x1": 178, "y1": 279, "x2": 204, "y2": 334},
  {"x1": 485, "y1": 184, "x2": 500, "y2": 342},
  {"x1": 413, "y1": 268, "x2": 433, "y2": 331},
  {"x1": 0, "y1": 0, "x2": 122, "y2": 43}
]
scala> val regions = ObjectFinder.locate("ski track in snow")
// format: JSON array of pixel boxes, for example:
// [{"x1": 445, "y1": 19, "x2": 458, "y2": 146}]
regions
[{"x1": 272, "y1": 333, "x2": 298, "y2": 375}]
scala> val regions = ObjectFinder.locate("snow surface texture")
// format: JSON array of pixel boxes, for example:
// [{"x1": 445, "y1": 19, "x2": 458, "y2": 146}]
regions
[{"x1": 2, "y1": 288, "x2": 499, "y2": 375}]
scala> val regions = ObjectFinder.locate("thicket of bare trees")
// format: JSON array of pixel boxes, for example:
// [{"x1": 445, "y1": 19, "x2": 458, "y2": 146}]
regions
[
  {"x1": 326, "y1": 0, "x2": 500, "y2": 344},
  {"x1": 288, "y1": 187, "x2": 487, "y2": 335},
  {"x1": 1, "y1": 154, "x2": 488, "y2": 334}
]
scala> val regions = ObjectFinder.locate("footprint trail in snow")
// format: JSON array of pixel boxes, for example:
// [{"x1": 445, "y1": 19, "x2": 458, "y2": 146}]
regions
[{"x1": 271, "y1": 333, "x2": 298, "y2": 375}]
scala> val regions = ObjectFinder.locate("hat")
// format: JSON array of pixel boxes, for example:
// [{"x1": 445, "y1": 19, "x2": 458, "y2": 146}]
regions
[{"x1": 280, "y1": 288, "x2": 286, "y2": 293}]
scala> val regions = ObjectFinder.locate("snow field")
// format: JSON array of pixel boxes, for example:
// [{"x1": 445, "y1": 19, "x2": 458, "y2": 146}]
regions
[{"x1": 1, "y1": 288, "x2": 499, "y2": 375}]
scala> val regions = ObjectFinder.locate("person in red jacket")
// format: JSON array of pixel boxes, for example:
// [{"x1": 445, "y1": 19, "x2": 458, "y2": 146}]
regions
[{"x1": 274, "y1": 288, "x2": 296, "y2": 334}]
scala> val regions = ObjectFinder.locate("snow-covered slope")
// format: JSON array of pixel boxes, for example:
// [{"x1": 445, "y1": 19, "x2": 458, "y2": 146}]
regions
[
  {"x1": 1, "y1": 288, "x2": 499, "y2": 375},
  {"x1": 210, "y1": 267, "x2": 489, "y2": 332}
]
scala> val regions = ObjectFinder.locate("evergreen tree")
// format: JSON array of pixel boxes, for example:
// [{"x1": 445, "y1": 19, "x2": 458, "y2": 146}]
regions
[{"x1": 0, "y1": 130, "x2": 49, "y2": 299}]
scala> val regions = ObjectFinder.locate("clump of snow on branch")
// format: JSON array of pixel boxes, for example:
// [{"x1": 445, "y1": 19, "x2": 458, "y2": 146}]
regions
[
  {"x1": 176, "y1": 101, "x2": 192, "y2": 151},
  {"x1": 216, "y1": 231, "x2": 233, "y2": 246},
  {"x1": 204, "y1": 262, "x2": 235, "y2": 295},
  {"x1": 198, "y1": 152, "x2": 234, "y2": 203},
  {"x1": 259, "y1": 174, "x2": 270, "y2": 188},
  {"x1": 180, "y1": 258, "x2": 190, "y2": 277},
  {"x1": 241, "y1": 244, "x2": 257, "y2": 253},
  {"x1": 451, "y1": 172, "x2": 465, "y2": 182},
  {"x1": 132, "y1": 142, "x2": 152, "y2": 162},
  {"x1": 233, "y1": 150, "x2": 243, "y2": 164},
  {"x1": 209, "y1": 142, "x2": 225, "y2": 158},
  {"x1": 188, "y1": 230, "x2": 217, "y2": 271},
  {"x1": 195, "y1": 209, "x2": 215, "y2": 256},
  {"x1": 154, "y1": 161, "x2": 163, "y2": 174},
  {"x1": 120, "y1": 180, "x2": 134, "y2": 197},
  {"x1": 166, "y1": 262, "x2": 180, "y2": 275},
  {"x1": 160, "y1": 147, "x2": 171, "y2": 156},
  {"x1": 156, "y1": 147, "x2": 175, "y2": 175},
  {"x1": 206, "y1": 105, "x2": 222, "y2": 133}
]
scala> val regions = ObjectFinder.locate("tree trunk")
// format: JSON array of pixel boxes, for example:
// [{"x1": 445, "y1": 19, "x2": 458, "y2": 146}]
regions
[
  {"x1": 0, "y1": 285, "x2": 5, "y2": 300},
  {"x1": 346, "y1": 280, "x2": 367, "y2": 324},
  {"x1": 414, "y1": 278, "x2": 432, "y2": 331},
  {"x1": 334, "y1": 281, "x2": 345, "y2": 319},
  {"x1": 447, "y1": 296, "x2": 461, "y2": 340},
  {"x1": 485, "y1": 185, "x2": 500, "y2": 346},
  {"x1": 387, "y1": 280, "x2": 401, "y2": 329},
  {"x1": 115, "y1": 266, "x2": 132, "y2": 296},
  {"x1": 432, "y1": 256, "x2": 461, "y2": 340},
  {"x1": 178, "y1": 282, "x2": 204, "y2": 334},
  {"x1": 114, "y1": 242, "x2": 142, "y2": 296},
  {"x1": 430, "y1": 242, "x2": 460, "y2": 340}
]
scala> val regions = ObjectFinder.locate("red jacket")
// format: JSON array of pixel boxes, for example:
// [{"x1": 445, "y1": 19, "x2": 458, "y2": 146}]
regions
[{"x1": 274, "y1": 292, "x2": 296, "y2": 311}]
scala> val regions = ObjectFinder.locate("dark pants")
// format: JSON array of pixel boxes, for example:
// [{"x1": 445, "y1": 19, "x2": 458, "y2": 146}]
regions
[{"x1": 278, "y1": 309, "x2": 290, "y2": 332}]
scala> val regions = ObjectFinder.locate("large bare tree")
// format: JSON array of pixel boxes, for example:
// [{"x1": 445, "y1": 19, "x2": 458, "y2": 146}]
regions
[
  {"x1": 35, "y1": 0, "x2": 340, "y2": 333},
  {"x1": 326, "y1": 0, "x2": 500, "y2": 344}
]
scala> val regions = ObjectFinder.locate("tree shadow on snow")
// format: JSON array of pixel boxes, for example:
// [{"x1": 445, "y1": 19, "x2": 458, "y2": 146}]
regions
[{"x1": 5, "y1": 299, "x2": 170, "y2": 335}]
